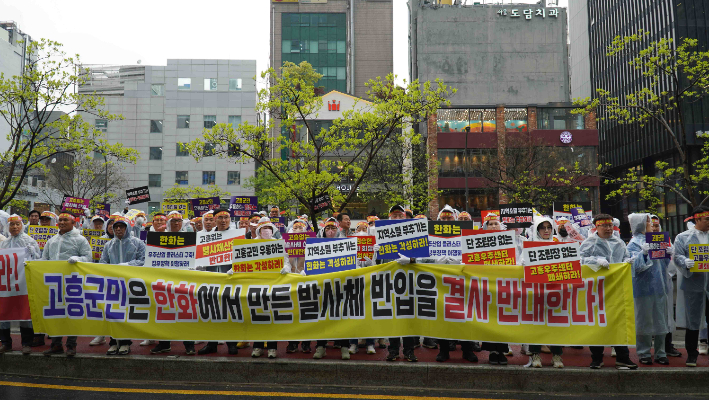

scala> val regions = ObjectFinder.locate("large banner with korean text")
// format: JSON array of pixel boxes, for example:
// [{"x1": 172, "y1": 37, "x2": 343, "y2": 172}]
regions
[{"x1": 25, "y1": 260, "x2": 636, "y2": 345}]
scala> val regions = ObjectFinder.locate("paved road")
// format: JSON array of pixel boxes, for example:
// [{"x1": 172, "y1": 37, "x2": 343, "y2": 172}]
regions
[{"x1": 0, "y1": 374, "x2": 704, "y2": 400}]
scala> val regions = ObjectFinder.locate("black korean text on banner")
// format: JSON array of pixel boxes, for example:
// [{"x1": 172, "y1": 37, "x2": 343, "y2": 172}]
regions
[
  {"x1": 428, "y1": 221, "x2": 472, "y2": 259},
  {"x1": 232, "y1": 239, "x2": 286, "y2": 273},
  {"x1": 374, "y1": 219, "x2": 429, "y2": 259},
  {"x1": 499, "y1": 203, "x2": 533, "y2": 229},
  {"x1": 305, "y1": 237, "x2": 358, "y2": 275},
  {"x1": 145, "y1": 232, "x2": 196, "y2": 270},
  {"x1": 523, "y1": 241, "x2": 583, "y2": 284},
  {"x1": 126, "y1": 186, "x2": 151, "y2": 205},
  {"x1": 195, "y1": 229, "x2": 246, "y2": 268},
  {"x1": 461, "y1": 229, "x2": 517, "y2": 265}
]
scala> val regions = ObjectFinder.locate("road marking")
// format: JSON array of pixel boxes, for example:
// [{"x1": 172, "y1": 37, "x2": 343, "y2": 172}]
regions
[{"x1": 0, "y1": 380, "x2": 496, "y2": 399}]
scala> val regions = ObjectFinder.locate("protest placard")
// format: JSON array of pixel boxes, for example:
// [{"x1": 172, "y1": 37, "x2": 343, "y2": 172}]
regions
[
  {"x1": 374, "y1": 219, "x2": 429, "y2": 259},
  {"x1": 348, "y1": 235, "x2": 376, "y2": 261},
  {"x1": 191, "y1": 197, "x2": 220, "y2": 217},
  {"x1": 428, "y1": 221, "x2": 472, "y2": 259},
  {"x1": 94, "y1": 202, "x2": 110, "y2": 218},
  {"x1": 145, "y1": 232, "x2": 196, "y2": 270},
  {"x1": 461, "y1": 229, "x2": 517, "y2": 265},
  {"x1": 61, "y1": 196, "x2": 89, "y2": 216},
  {"x1": 82, "y1": 228, "x2": 104, "y2": 240},
  {"x1": 161, "y1": 201, "x2": 191, "y2": 218},
  {"x1": 229, "y1": 196, "x2": 258, "y2": 218},
  {"x1": 553, "y1": 202, "x2": 592, "y2": 221},
  {"x1": 284, "y1": 232, "x2": 317, "y2": 258},
  {"x1": 126, "y1": 186, "x2": 150, "y2": 205},
  {"x1": 689, "y1": 244, "x2": 709, "y2": 273},
  {"x1": 0, "y1": 248, "x2": 30, "y2": 321},
  {"x1": 90, "y1": 236, "x2": 111, "y2": 262},
  {"x1": 499, "y1": 203, "x2": 533, "y2": 229},
  {"x1": 195, "y1": 229, "x2": 245, "y2": 268},
  {"x1": 305, "y1": 237, "x2": 358, "y2": 275},
  {"x1": 646, "y1": 232, "x2": 671, "y2": 260},
  {"x1": 522, "y1": 241, "x2": 583, "y2": 284},
  {"x1": 570, "y1": 207, "x2": 592, "y2": 227},
  {"x1": 27, "y1": 225, "x2": 58, "y2": 250},
  {"x1": 312, "y1": 194, "x2": 332, "y2": 213},
  {"x1": 232, "y1": 239, "x2": 286, "y2": 273},
  {"x1": 271, "y1": 217, "x2": 286, "y2": 233}
]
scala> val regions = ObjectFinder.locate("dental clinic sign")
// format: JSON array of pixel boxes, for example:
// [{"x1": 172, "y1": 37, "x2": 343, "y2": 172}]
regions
[{"x1": 497, "y1": 8, "x2": 559, "y2": 19}]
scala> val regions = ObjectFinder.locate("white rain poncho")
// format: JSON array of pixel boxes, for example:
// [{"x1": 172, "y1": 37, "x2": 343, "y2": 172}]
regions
[
  {"x1": 673, "y1": 226, "x2": 709, "y2": 330},
  {"x1": 651, "y1": 215, "x2": 678, "y2": 333},
  {"x1": 99, "y1": 221, "x2": 146, "y2": 266},
  {"x1": 627, "y1": 213, "x2": 669, "y2": 336},
  {"x1": 579, "y1": 231, "x2": 629, "y2": 272},
  {"x1": 0, "y1": 228, "x2": 41, "y2": 260},
  {"x1": 531, "y1": 216, "x2": 555, "y2": 242},
  {"x1": 40, "y1": 227, "x2": 92, "y2": 262}
]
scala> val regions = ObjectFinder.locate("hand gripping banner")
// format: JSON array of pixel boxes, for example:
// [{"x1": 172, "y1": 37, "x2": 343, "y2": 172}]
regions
[{"x1": 25, "y1": 261, "x2": 636, "y2": 346}]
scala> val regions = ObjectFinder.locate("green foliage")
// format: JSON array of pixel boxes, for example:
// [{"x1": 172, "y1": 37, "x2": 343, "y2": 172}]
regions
[
  {"x1": 162, "y1": 185, "x2": 231, "y2": 201},
  {"x1": 573, "y1": 30, "x2": 709, "y2": 207},
  {"x1": 184, "y1": 61, "x2": 454, "y2": 227},
  {"x1": 0, "y1": 39, "x2": 138, "y2": 208}
]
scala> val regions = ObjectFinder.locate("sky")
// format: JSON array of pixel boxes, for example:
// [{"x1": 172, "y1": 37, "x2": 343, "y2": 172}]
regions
[{"x1": 0, "y1": 0, "x2": 567, "y2": 88}]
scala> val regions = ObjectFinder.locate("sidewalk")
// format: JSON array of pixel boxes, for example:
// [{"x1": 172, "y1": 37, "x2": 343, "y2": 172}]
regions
[{"x1": 1, "y1": 335, "x2": 707, "y2": 395}]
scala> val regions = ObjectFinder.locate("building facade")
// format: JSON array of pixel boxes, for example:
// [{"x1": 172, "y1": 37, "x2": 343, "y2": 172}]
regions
[
  {"x1": 409, "y1": 1, "x2": 599, "y2": 219},
  {"x1": 572, "y1": 0, "x2": 709, "y2": 236},
  {"x1": 78, "y1": 60, "x2": 257, "y2": 214}
]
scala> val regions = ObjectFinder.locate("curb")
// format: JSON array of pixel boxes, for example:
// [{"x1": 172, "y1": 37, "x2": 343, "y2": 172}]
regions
[{"x1": 0, "y1": 353, "x2": 708, "y2": 395}]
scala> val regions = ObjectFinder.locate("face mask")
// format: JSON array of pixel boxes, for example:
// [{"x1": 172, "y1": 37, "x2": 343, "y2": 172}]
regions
[
  {"x1": 136, "y1": 217, "x2": 145, "y2": 225},
  {"x1": 261, "y1": 229, "x2": 273, "y2": 240},
  {"x1": 368, "y1": 227, "x2": 376, "y2": 236}
]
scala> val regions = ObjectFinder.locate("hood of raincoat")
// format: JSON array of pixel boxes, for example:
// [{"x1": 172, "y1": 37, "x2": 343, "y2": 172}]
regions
[
  {"x1": 287, "y1": 219, "x2": 308, "y2": 234},
  {"x1": 255, "y1": 217, "x2": 277, "y2": 239},
  {"x1": 437, "y1": 204, "x2": 456, "y2": 221},
  {"x1": 0, "y1": 229, "x2": 41, "y2": 260},
  {"x1": 100, "y1": 223, "x2": 146, "y2": 266},
  {"x1": 531, "y1": 216, "x2": 555, "y2": 241},
  {"x1": 628, "y1": 213, "x2": 650, "y2": 237}
]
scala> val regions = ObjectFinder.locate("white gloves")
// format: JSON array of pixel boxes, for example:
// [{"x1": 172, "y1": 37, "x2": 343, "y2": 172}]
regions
[
  {"x1": 280, "y1": 265, "x2": 292, "y2": 274},
  {"x1": 596, "y1": 257, "x2": 610, "y2": 268},
  {"x1": 396, "y1": 253, "x2": 411, "y2": 265},
  {"x1": 118, "y1": 262, "x2": 129, "y2": 266},
  {"x1": 641, "y1": 243, "x2": 650, "y2": 255},
  {"x1": 685, "y1": 259, "x2": 696, "y2": 269},
  {"x1": 623, "y1": 258, "x2": 633, "y2": 264},
  {"x1": 666, "y1": 245, "x2": 674, "y2": 255},
  {"x1": 587, "y1": 263, "x2": 602, "y2": 273},
  {"x1": 226, "y1": 269, "x2": 234, "y2": 276},
  {"x1": 67, "y1": 256, "x2": 81, "y2": 264},
  {"x1": 520, "y1": 259, "x2": 527, "y2": 267},
  {"x1": 84, "y1": 209, "x2": 91, "y2": 217},
  {"x1": 447, "y1": 256, "x2": 461, "y2": 264},
  {"x1": 373, "y1": 244, "x2": 380, "y2": 253},
  {"x1": 435, "y1": 255, "x2": 448, "y2": 264},
  {"x1": 300, "y1": 269, "x2": 306, "y2": 276}
]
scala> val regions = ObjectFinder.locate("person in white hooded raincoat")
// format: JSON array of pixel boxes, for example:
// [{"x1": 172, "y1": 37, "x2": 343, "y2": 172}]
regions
[
  {"x1": 626, "y1": 213, "x2": 670, "y2": 365},
  {"x1": 672, "y1": 206, "x2": 709, "y2": 367},
  {"x1": 40, "y1": 212, "x2": 92, "y2": 357},
  {"x1": 0, "y1": 214, "x2": 41, "y2": 354},
  {"x1": 579, "y1": 213, "x2": 639, "y2": 369}
]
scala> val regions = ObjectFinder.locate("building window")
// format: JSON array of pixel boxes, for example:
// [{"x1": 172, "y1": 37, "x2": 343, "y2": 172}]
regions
[
  {"x1": 151, "y1": 84, "x2": 164, "y2": 96},
  {"x1": 229, "y1": 79, "x2": 242, "y2": 91},
  {"x1": 175, "y1": 171, "x2": 189, "y2": 185},
  {"x1": 176, "y1": 143, "x2": 189, "y2": 157},
  {"x1": 148, "y1": 202, "x2": 160, "y2": 214},
  {"x1": 150, "y1": 120, "x2": 163, "y2": 133},
  {"x1": 203, "y1": 142, "x2": 215, "y2": 157},
  {"x1": 537, "y1": 108, "x2": 585, "y2": 130},
  {"x1": 227, "y1": 171, "x2": 240, "y2": 185},
  {"x1": 436, "y1": 109, "x2": 495, "y2": 133},
  {"x1": 178, "y1": 78, "x2": 191, "y2": 90},
  {"x1": 228, "y1": 115, "x2": 241, "y2": 127},
  {"x1": 148, "y1": 174, "x2": 161, "y2": 187},
  {"x1": 438, "y1": 149, "x2": 496, "y2": 178},
  {"x1": 204, "y1": 78, "x2": 217, "y2": 91},
  {"x1": 95, "y1": 119, "x2": 107, "y2": 132},
  {"x1": 149, "y1": 147, "x2": 162, "y2": 160},
  {"x1": 203, "y1": 115, "x2": 217, "y2": 129},
  {"x1": 202, "y1": 171, "x2": 216, "y2": 185},
  {"x1": 505, "y1": 108, "x2": 528, "y2": 132},
  {"x1": 177, "y1": 115, "x2": 190, "y2": 129}
]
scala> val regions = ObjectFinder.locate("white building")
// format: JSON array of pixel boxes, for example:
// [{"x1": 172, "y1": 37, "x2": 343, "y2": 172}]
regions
[{"x1": 78, "y1": 59, "x2": 257, "y2": 214}]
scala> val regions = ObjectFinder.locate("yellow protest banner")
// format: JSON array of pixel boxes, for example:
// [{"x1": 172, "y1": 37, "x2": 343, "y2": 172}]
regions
[
  {"x1": 689, "y1": 244, "x2": 709, "y2": 273},
  {"x1": 161, "y1": 201, "x2": 192, "y2": 218},
  {"x1": 232, "y1": 239, "x2": 285, "y2": 273},
  {"x1": 27, "y1": 225, "x2": 58, "y2": 250},
  {"x1": 82, "y1": 228, "x2": 104, "y2": 240},
  {"x1": 25, "y1": 261, "x2": 636, "y2": 345},
  {"x1": 90, "y1": 236, "x2": 111, "y2": 262}
]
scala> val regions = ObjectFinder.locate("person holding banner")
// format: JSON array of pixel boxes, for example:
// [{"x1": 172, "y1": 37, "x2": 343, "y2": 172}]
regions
[
  {"x1": 244, "y1": 214, "x2": 261, "y2": 239},
  {"x1": 192, "y1": 216, "x2": 203, "y2": 232},
  {"x1": 102, "y1": 215, "x2": 116, "y2": 239},
  {"x1": 269, "y1": 206, "x2": 280, "y2": 218},
  {"x1": 673, "y1": 206, "x2": 709, "y2": 367},
  {"x1": 202, "y1": 211, "x2": 215, "y2": 232},
  {"x1": 579, "y1": 214, "x2": 638, "y2": 369},
  {"x1": 40, "y1": 213, "x2": 92, "y2": 357},
  {"x1": 88, "y1": 215, "x2": 105, "y2": 230},
  {"x1": 0, "y1": 214, "x2": 42, "y2": 354},
  {"x1": 98, "y1": 215, "x2": 145, "y2": 356},
  {"x1": 132, "y1": 212, "x2": 147, "y2": 238},
  {"x1": 167, "y1": 211, "x2": 188, "y2": 232},
  {"x1": 286, "y1": 219, "x2": 314, "y2": 354},
  {"x1": 627, "y1": 213, "x2": 670, "y2": 366},
  {"x1": 24, "y1": 210, "x2": 40, "y2": 233},
  {"x1": 138, "y1": 213, "x2": 169, "y2": 348},
  {"x1": 39, "y1": 211, "x2": 57, "y2": 227}
]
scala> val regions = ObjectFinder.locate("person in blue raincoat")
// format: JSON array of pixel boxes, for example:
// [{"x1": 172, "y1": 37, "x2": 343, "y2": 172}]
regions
[
  {"x1": 672, "y1": 206, "x2": 709, "y2": 367},
  {"x1": 626, "y1": 213, "x2": 669, "y2": 365},
  {"x1": 98, "y1": 215, "x2": 145, "y2": 356}
]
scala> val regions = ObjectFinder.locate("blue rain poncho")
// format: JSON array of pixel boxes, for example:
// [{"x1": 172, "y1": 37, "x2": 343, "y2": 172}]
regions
[
  {"x1": 672, "y1": 226, "x2": 709, "y2": 330},
  {"x1": 40, "y1": 227, "x2": 92, "y2": 262},
  {"x1": 626, "y1": 213, "x2": 669, "y2": 336},
  {"x1": 99, "y1": 221, "x2": 146, "y2": 266}
]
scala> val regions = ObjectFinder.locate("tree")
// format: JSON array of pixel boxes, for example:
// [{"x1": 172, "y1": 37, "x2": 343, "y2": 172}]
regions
[
  {"x1": 184, "y1": 61, "x2": 454, "y2": 228},
  {"x1": 478, "y1": 135, "x2": 597, "y2": 214},
  {"x1": 37, "y1": 153, "x2": 129, "y2": 209},
  {"x1": 573, "y1": 30, "x2": 709, "y2": 208},
  {"x1": 162, "y1": 185, "x2": 231, "y2": 201},
  {"x1": 0, "y1": 39, "x2": 138, "y2": 209}
]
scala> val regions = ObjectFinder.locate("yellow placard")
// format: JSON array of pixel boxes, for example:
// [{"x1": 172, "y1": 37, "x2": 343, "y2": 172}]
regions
[
  {"x1": 161, "y1": 202, "x2": 192, "y2": 218},
  {"x1": 90, "y1": 236, "x2": 111, "y2": 262},
  {"x1": 25, "y1": 261, "x2": 636, "y2": 345},
  {"x1": 27, "y1": 225, "x2": 59, "y2": 250},
  {"x1": 689, "y1": 244, "x2": 709, "y2": 273}
]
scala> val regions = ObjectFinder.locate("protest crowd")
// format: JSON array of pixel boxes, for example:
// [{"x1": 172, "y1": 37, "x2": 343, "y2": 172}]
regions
[{"x1": 0, "y1": 195, "x2": 707, "y2": 371}]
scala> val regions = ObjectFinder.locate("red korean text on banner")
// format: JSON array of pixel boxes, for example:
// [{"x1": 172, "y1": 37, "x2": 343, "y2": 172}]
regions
[
  {"x1": 460, "y1": 229, "x2": 517, "y2": 265},
  {"x1": 348, "y1": 235, "x2": 376, "y2": 261},
  {"x1": 284, "y1": 232, "x2": 316, "y2": 258},
  {"x1": 0, "y1": 248, "x2": 30, "y2": 321},
  {"x1": 522, "y1": 241, "x2": 583, "y2": 284}
]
